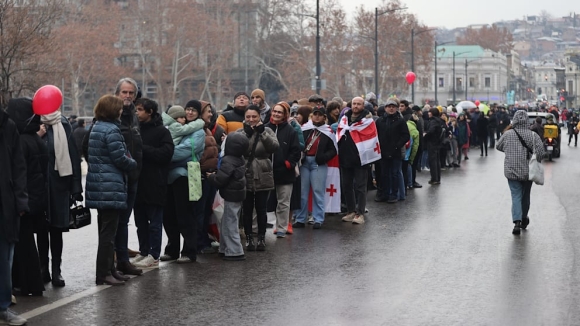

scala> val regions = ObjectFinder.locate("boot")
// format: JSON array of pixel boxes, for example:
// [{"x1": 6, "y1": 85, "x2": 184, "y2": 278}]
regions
[
  {"x1": 245, "y1": 235, "x2": 256, "y2": 251},
  {"x1": 512, "y1": 220, "x2": 521, "y2": 235},
  {"x1": 96, "y1": 275, "x2": 125, "y2": 286},
  {"x1": 40, "y1": 264, "x2": 51, "y2": 283},
  {"x1": 256, "y1": 235, "x2": 266, "y2": 252},
  {"x1": 117, "y1": 260, "x2": 143, "y2": 276},
  {"x1": 51, "y1": 260, "x2": 65, "y2": 287},
  {"x1": 111, "y1": 268, "x2": 130, "y2": 281}
]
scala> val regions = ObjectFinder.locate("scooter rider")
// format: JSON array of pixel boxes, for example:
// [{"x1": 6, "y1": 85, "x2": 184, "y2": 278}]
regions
[{"x1": 544, "y1": 114, "x2": 561, "y2": 157}]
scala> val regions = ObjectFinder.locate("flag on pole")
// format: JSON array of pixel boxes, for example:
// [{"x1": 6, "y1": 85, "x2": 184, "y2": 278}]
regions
[{"x1": 336, "y1": 114, "x2": 381, "y2": 165}]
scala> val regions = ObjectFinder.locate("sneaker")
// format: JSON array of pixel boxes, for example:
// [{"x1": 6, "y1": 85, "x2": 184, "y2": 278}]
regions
[
  {"x1": 134, "y1": 255, "x2": 159, "y2": 269},
  {"x1": 159, "y1": 254, "x2": 177, "y2": 262},
  {"x1": 313, "y1": 222, "x2": 322, "y2": 229},
  {"x1": 286, "y1": 223, "x2": 293, "y2": 235},
  {"x1": 342, "y1": 212, "x2": 356, "y2": 222},
  {"x1": 387, "y1": 198, "x2": 398, "y2": 204},
  {"x1": 307, "y1": 215, "x2": 315, "y2": 225},
  {"x1": 200, "y1": 246, "x2": 217, "y2": 254},
  {"x1": 292, "y1": 222, "x2": 306, "y2": 228},
  {"x1": 256, "y1": 236, "x2": 266, "y2": 251},
  {"x1": 276, "y1": 231, "x2": 286, "y2": 238},
  {"x1": 223, "y1": 255, "x2": 246, "y2": 261},
  {"x1": 130, "y1": 254, "x2": 146, "y2": 264},
  {"x1": 412, "y1": 182, "x2": 423, "y2": 188},
  {"x1": 176, "y1": 256, "x2": 195, "y2": 264},
  {"x1": 352, "y1": 214, "x2": 365, "y2": 225},
  {"x1": 0, "y1": 309, "x2": 27, "y2": 326}
]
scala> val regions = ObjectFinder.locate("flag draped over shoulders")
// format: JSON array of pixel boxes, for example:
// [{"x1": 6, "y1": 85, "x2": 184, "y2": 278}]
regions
[{"x1": 336, "y1": 115, "x2": 381, "y2": 166}]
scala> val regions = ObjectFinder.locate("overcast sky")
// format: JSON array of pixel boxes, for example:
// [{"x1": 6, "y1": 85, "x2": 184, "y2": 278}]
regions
[{"x1": 337, "y1": 0, "x2": 578, "y2": 29}]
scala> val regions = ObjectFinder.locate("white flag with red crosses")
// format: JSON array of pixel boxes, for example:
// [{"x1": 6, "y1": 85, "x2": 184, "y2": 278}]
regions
[
  {"x1": 336, "y1": 115, "x2": 381, "y2": 166},
  {"x1": 324, "y1": 155, "x2": 341, "y2": 213}
]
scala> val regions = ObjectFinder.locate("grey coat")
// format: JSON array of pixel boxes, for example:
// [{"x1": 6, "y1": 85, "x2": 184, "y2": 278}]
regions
[{"x1": 235, "y1": 125, "x2": 279, "y2": 192}]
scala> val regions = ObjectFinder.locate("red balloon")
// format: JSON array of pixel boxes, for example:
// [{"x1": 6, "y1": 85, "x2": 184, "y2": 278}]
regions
[
  {"x1": 32, "y1": 85, "x2": 63, "y2": 115},
  {"x1": 475, "y1": 100, "x2": 481, "y2": 106},
  {"x1": 405, "y1": 72, "x2": 416, "y2": 85}
]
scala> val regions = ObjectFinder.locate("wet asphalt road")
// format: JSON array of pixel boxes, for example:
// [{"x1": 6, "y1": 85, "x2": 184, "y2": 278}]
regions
[{"x1": 12, "y1": 139, "x2": 580, "y2": 326}]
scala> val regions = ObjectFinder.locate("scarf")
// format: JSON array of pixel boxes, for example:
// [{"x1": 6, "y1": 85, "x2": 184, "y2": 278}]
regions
[
  {"x1": 301, "y1": 120, "x2": 337, "y2": 151},
  {"x1": 41, "y1": 111, "x2": 72, "y2": 177}
]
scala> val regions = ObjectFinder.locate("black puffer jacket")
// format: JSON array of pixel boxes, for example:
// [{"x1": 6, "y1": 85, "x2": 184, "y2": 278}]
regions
[
  {"x1": 376, "y1": 112, "x2": 410, "y2": 159},
  {"x1": 208, "y1": 132, "x2": 249, "y2": 202},
  {"x1": 302, "y1": 128, "x2": 337, "y2": 165},
  {"x1": 0, "y1": 109, "x2": 29, "y2": 242},
  {"x1": 136, "y1": 113, "x2": 174, "y2": 206},
  {"x1": 120, "y1": 103, "x2": 143, "y2": 183},
  {"x1": 266, "y1": 121, "x2": 301, "y2": 185},
  {"x1": 6, "y1": 98, "x2": 48, "y2": 216},
  {"x1": 424, "y1": 116, "x2": 444, "y2": 150}
]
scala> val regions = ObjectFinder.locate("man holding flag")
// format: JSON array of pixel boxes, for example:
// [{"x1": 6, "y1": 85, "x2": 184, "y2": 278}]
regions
[
  {"x1": 337, "y1": 97, "x2": 381, "y2": 224},
  {"x1": 293, "y1": 106, "x2": 338, "y2": 229}
]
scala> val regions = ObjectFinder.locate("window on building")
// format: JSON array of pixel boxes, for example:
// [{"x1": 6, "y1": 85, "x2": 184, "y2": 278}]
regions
[
  {"x1": 469, "y1": 77, "x2": 475, "y2": 88},
  {"x1": 484, "y1": 77, "x2": 491, "y2": 88},
  {"x1": 438, "y1": 77, "x2": 444, "y2": 88}
]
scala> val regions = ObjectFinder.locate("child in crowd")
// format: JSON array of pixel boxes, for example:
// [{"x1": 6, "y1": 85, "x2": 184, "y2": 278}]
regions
[
  {"x1": 162, "y1": 105, "x2": 204, "y2": 145},
  {"x1": 207, "y1": 132, "x2": 249, "y2": 261}
]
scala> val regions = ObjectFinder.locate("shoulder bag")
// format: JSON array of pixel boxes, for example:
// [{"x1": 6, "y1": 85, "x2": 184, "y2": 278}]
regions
[{"x1": 513, "y1": 129, "x2": 544, "y2": 185}]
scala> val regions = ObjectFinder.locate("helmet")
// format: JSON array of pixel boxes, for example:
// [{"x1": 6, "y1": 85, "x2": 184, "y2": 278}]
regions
[{"x1": 546, "y1": 113, "x2": 554, "y2": 121}]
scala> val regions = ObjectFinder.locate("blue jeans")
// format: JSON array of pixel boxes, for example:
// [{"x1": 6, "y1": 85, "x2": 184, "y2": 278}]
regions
[
  {"x1": 296, "y1": 156, "x2": 328, "y2": 224},
  {"x1": 381, "y1": 158, "x2": 402, "y2": 201},
  {"x1": 0, "y1": 239, "x2": 14, "y2": 311},
  {"x1": 115, "y1": 181, "x2": 137, "y2": 262},
  {"x1": 194, "y1": 179, "x2": 215, "y2": 251},
  {"x1": 134, "y1": 203, "x2": 164, "y2": 260},
  {"x1": 398, "y1": 169, "x2": 405, "y2": 200},
  {"x1": 421, "y1": 149, "x2": 430, "y2": 169},
  {"x1": 507, "y1": 179, "x2": 533, "y2": 222}
]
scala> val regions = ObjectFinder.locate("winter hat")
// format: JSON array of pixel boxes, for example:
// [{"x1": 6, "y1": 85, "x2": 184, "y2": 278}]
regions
[
  {"x1": 185, "y1": 100, "x2": 202, "y2": 116},
  {"x1": 167, "y1": 105, "x2": 185, "y2": 120},
  {"x1": 233, "y1": 92, "x2": 250, "y2": 101},
  {"x1": 365, "y1": 92, "x2": 377, "y2": 101},
  {"x1": 385, "y1": 98, "x2": 399, "y2": 107},
  {"x1": 412, "y1": 105, "x2": 421, "y2": 112},
  {"x1": 251, "y1": 89, "x2": 265, "y2": 101}
]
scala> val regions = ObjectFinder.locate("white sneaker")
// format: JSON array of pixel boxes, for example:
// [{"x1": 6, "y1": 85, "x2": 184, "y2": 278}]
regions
[
  {"x1": 133, "y1": 255, "x2": 159, "y2": 269},
  {"x1": 307, "y1": 215, "x2": 314, "y2": 225},
  {"x1": 352, "y1": 214, "x2": 365, "y2": 225},
  {"x1": 130, "y1": 254, "x2": 146, "y2": 264},
  {"x1": 342, "y1": 212, "x2": 356, "y2": 222}
]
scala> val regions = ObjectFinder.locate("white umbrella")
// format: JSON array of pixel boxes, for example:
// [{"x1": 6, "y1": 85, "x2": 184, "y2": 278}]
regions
[{"x1": 456, "y1": 101, "x2": 477, "y2": 110}]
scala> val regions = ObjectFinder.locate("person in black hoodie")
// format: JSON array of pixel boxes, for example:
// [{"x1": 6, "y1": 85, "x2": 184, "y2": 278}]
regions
[
  {"x1": 6, "y1": 98, "x2": 46, "y2": 296},
  {"x1": 131, "y1": 98, "x2": 174, "y2": 269},
  {"x1": 424, "y1": 108, "x2": 443, "y2": 185},
  {"x1": 0, "y1": 104, "x2": 29, "y2": 326},
  {"x1": 207, "y1": 132, "x2": 249, "y2": 261},
  {"x1": 265, "y1": 102, "x2": 301, "y2": 238},
  {"x1": 375, "y1": 98, "x2": 410, "y2": 203},
  {"x1": 487, "y1": 109, "x2": 498, "y2": 148},
  {"x1": 477, "y1": 111, "x2": 490, "y2": 156},
  {"x1": 113, "y1": 77, "x2": 144, "y2": 276}
]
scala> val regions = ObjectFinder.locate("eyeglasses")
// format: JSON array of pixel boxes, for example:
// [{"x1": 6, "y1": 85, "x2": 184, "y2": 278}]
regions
[
  {"x1": 272, "y1": 110, "x2": 284, "y2": 114},
  {"x1": 185, "y1": 108, "x2": 195, "y2": 112}
]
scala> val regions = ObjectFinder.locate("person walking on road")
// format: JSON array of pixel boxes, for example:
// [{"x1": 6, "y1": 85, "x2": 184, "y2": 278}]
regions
[{"x1": 496, "y1": 110, "x2": 545, "y2": 235}]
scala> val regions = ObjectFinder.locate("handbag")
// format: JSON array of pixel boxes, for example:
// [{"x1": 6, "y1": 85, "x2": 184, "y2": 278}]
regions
[
  {"x1": 69, "y1": 204, "x2": 91, "y2": 229},
  {"x1": 513, "y1": 129, "x2": 544, "y2": 185},
  {"x1": 188, "y1": 134, "x2": 202, "y2": 201}
]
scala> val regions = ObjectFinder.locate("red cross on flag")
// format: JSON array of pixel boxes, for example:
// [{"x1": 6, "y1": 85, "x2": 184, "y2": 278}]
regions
[
  {"x1": 324, "y1": 155, "x2": 341, "y2": 213},
  {"x1": 336, "y1": 114, "x2": 381, "y2": 165}
]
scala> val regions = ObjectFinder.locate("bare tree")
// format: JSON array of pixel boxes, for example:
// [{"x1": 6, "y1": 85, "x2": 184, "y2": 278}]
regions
[{"x1": 0, "y1": 0, "x2": 62, "y2": 109}]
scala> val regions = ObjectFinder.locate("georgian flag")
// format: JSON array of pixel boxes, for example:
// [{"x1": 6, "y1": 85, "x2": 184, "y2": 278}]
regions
[
  {"x1": 336, "y1": 114, "x2": 381, "y2": 166},
  {"x1": 302, "y1": 121, "x2": 341, "y2": 213}
]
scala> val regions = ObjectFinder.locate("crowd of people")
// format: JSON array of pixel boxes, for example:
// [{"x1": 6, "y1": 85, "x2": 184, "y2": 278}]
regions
[{"x1": 1, "y1": 75, "x2": 573, "y2": 325}]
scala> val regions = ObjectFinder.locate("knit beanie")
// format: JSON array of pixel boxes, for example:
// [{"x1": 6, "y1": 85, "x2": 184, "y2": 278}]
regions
[
  {"x1": 167, "y1": 105, "x2": 185, "y2": 120},
  {"x1": 251, "y1": 89, "x2": 265, "y2": 101},
  {"x1": 233, "y1": 92, "x2": 249, "y2": 101},
  {"x1": 185, "y1": 100, "x2": 202, "y2": 116}
]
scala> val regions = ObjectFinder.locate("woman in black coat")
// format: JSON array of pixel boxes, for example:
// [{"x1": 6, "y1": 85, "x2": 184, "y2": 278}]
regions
[
  {"x1": 6, "y1": 98, "x2": 46, "y2": 296},
  {"x1": 37, "y1": 108, "x2": 83, "y2": 287},
  {"x1": 477, "y1": 112, "x2": 490, "y2": 156}
]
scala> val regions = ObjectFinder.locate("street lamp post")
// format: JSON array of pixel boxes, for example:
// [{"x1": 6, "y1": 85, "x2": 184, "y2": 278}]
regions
[
  {"x1": 434, "y1": 41, "x2": 452, "y2": 105},
  {"x1": 464, "y1": 57, "x2": 483, "y2": 101},
  {"x1": 374, "y1": 7, "x2": 406, "y2": 97},
  {"x1": 411, "y1": 28, "x2": 436, "y2": 104},
  {"x1": 452, "y1": 51, "x2": 470, "y2": 103},
  {"x1": 315, "y1": 0, "x2": 320, "y2": 95}
]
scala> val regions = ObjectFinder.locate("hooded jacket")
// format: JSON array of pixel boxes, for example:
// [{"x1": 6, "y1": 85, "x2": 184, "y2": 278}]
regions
[
  {"x1": 497, "y1": 110, "x2": 545, "y2": 181},
  {"x1": 136, "y1": 113, "x2": 174, "y2": 206},
  {"x1": 235, "y1": 124, "x2": 279, "y2": 192},
  {"x1": 376, "y1": 111, "x2": 410, "y2": 159},
  {"x1": 208, "y1": 132, "x2": 249, "y2": 202},
  {"x1": 0, "y1": 109, "x2": 29, "y2": 242},
  {"x1": 6, "y1": 98, "x2": 48, "y2": 216}
]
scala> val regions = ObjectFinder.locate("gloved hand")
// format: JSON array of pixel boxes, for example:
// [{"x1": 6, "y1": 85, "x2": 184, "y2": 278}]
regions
[
  {"x1": 284, "y1": 160, "x2": 292, "y2": 170},
  {"x1": 71, "y1": 193, "x2": 84, "y2": 202},
  {"x1": 244, "y1": 124, "x2": 254, "y2": 137},
  {"x1": 255, "y1": 123, "x2": 265, "y2": 134}
]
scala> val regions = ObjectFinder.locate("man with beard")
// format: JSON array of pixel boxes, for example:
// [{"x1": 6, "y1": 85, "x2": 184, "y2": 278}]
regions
[{"x1": 251, "y1": 89, "x2": 271, "y2": 124}]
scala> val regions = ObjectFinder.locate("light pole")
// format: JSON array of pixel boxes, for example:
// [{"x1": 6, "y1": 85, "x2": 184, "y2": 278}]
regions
[
  {"x1": 411, "y1": 28, "x2": 437, "y2": 104},
  {"x1": 434, "y1": 41, "x2": 452, "y2": 105},
  {"x1": 315, "y1": 0, "x2": 320, "y2": 95},
  {"x1": 575, "y1": 73, "x2": 578, "y2": 108},
  {"x1": 452, "y1": 51, "x2": 470, "y2": 103},
  {"x1": 374, "y1": 6, "x2": 407, "y2": 98},
  {"x1": 464, "y1": 57, "x2": 483, "y2": 101}
]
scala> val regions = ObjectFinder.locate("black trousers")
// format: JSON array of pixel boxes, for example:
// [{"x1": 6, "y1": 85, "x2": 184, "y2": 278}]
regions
[
  {"x1": 37, "y1": 224, "x2": 63, "y2": 272},
  {"x1": 96, "y1": 209, "x2": 119, "y2": 278},
  {"x1": 243, "y1": 191, "x2": 269, "y2": 236},
  {"x1": 163, "y1": 177, "x2": 197, "y2": 259},
  {"x1": 428, "y1": 147, "x2": 441, "y2": 182},
  {"x1": 13, "y1": 215, "x2": 44, "y2": 295}
]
